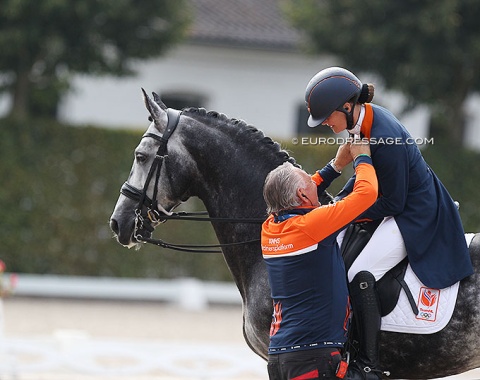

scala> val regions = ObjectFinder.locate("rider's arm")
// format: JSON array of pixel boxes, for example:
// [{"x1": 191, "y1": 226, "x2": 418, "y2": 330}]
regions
[
  {"x1": 311, "y1": 162, "x2": 342, "y2": 195},
  {"x1": 334, "y1": 175, "x2": 355, "y2": 201},
  {"x1": 313, "y1": 142, "x2": 351, "y2": 196}
]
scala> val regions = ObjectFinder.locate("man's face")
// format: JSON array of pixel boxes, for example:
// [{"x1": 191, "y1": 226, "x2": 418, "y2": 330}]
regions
[{"x1": 297, "y1": 169, "x2": 320, "y2": 207}]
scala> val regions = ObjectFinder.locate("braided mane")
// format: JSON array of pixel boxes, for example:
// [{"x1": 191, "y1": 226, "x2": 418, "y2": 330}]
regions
[{"x1": 183, "y1": 107, "x2": 299, "y2": 167}]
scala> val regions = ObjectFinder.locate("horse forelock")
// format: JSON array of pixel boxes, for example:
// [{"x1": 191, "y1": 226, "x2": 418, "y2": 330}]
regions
[{"x1": 182, "y1": 107, "x2": 298, "y2": 168}]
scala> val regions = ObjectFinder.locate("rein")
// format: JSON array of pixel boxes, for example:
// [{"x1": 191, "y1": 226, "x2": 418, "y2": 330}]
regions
[{"x1": 120, "y1": 108, "x2": 264, "y2": 253}]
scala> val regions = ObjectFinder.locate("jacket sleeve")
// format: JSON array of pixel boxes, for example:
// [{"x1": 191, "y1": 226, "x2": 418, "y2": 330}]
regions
[{"x1": 297, "y1": 156, "x2": 378, "y2": 241}]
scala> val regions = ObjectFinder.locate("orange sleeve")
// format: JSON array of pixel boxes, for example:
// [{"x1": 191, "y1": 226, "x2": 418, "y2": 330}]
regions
[
  {"x1": 296, "y1": 163, "x2": 378, "y2": 241},
  {"x1": 311, "y1": 171, "x2": 322, "y2": 186}
]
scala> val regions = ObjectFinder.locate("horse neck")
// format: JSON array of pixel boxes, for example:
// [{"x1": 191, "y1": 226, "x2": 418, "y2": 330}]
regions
[
  {"x1": 180, "y1": 121, "x2": 277, "y2": 293},
  {"x1": 183, "y1": 127, "x2": 271, "y2": 221}
]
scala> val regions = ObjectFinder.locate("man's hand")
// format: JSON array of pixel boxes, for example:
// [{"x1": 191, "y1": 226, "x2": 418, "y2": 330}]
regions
[
  {"x1": 332, "y1": 143, "x2": 353, "y2": 172},
  {"x1": 350, "y1": 138, "x2": 371, "y2": 160}
]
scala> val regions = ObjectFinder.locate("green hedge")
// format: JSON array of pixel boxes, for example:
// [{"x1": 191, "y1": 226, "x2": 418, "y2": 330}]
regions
[
  {"x1": 1, "y1": 118, "x2": 479, "y2": 280},
  {"x1": 0, "y1": 118, "x2": 232, "y2": 280}
]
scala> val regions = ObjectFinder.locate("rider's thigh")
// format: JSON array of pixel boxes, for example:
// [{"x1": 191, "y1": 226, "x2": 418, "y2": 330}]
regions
[{"x1": 347, "y1": 217, "x2": 407, "y2": 282}]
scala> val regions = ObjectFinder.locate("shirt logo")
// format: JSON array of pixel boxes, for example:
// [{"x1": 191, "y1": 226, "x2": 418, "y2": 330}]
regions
[{"x1": 270, "y1": 301, "x2": 282, "y2": 337}]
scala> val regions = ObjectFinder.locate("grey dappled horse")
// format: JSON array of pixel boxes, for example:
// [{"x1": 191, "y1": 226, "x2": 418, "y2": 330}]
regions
[{"x1": 110, "y1": 91, "x2": 480, "y2": 379}]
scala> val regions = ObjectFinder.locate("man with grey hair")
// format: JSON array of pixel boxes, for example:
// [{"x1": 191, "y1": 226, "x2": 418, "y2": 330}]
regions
[{"x1": 262, "y1": 141, "x2": 378, "y2": 380}]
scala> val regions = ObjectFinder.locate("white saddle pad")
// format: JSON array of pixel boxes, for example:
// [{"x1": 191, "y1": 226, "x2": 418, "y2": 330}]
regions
[{"x1": 381, "y1": 233, "x2": 475, "y2": 334}]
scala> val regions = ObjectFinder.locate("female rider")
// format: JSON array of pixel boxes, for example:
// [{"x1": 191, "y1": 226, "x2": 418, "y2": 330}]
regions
[{"x1": 304, "y1": 66, "x2": 474, "y2": 380}]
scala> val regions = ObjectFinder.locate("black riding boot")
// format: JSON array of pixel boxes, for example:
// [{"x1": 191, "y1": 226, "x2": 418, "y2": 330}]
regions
[{"x1": 347, "y1": 271, "x2": 384, "y2": 380}]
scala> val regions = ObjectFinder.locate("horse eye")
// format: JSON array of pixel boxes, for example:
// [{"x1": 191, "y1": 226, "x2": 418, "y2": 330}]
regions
[{"x1": 135, "y1": 153, "x2": 147, "y2": 163}]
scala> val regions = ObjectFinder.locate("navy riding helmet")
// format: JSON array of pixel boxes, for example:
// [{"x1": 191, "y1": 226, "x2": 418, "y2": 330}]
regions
[{"x1": 305, "y1": 67, "x2": 362, "y2": 128}]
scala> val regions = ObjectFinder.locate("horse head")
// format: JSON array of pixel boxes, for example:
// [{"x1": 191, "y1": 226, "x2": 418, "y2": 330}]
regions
[{"x1": 109, "y1": 90, "x2": 197, "y2": 247}]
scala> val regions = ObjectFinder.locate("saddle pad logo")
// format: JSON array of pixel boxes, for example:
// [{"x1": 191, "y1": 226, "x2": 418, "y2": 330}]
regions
[{"x1": 416, "y1": 287, "x2": 440, "y2": 322}]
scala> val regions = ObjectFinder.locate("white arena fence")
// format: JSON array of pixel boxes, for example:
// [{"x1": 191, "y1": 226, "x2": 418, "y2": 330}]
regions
[{"x1": 8, "y1": 274, "x2": 242, "y2": 310}]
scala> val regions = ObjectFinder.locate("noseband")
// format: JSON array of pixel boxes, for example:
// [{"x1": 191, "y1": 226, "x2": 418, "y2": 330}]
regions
[{"x1": 119, "y1": 108, "x2": 264, "y2": 253}]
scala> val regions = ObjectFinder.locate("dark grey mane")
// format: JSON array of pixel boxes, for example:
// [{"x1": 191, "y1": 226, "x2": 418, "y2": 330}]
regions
[{"x1": 183, "y1": 107, "x2": 299, "y2": 168}]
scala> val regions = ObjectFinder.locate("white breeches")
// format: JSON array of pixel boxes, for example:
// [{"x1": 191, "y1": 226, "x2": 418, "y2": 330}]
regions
[{"x1": 337, "y1": 217, "x2": 407, "y2": 283}]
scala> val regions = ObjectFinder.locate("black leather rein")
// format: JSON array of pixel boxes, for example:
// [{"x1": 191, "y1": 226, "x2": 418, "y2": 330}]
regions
[{"x1": 119, "y1": 108, "x2": 264, "y2": 253}]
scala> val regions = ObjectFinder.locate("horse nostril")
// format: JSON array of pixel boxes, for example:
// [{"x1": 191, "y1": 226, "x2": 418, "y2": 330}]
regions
[{"x1": 110, "y1": 218, "x2": 119, "y2": 235}]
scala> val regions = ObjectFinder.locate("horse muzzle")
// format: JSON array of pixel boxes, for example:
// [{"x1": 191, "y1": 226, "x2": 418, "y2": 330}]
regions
[{"x1": 108, "y1": 215, "x2": 149, "y2": 247}]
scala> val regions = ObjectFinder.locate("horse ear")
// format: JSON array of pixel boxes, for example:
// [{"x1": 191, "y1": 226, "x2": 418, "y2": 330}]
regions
[
  {"x1": 142, "y1": 88, "x2": 167, "y2": 129},
  {"x1": 152, "y1": 92, "x2": 167, "y2": 110}
]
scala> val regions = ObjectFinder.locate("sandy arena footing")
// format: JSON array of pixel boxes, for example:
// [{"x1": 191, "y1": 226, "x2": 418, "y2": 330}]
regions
[{"x1": 1, "y1": 297, "x2": 479, "y2": 380}]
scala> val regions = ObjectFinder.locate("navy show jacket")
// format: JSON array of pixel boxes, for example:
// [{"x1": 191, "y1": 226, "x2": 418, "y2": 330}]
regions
[{"x1": 337, "y1": 104, "x2": 473, "y2": 289}]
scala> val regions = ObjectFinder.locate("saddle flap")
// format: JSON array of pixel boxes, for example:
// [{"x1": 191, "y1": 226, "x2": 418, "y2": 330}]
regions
[
  {"x1": 376, "y1": 258, "x2": 409, "y2": 316},
  {"x1": 341, "y1": 221, "x2": 414, "y2": 317}
]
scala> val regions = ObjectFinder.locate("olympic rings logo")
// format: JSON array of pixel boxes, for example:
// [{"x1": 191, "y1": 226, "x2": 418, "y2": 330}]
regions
[{"x1": 419, "y1": 312, "x2": 432, "y2": 319}]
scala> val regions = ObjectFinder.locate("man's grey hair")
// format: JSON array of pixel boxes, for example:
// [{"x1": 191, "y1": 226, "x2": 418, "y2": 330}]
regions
[{"x1": 263, "y1": 162, "x2": 308, "y2": 214}]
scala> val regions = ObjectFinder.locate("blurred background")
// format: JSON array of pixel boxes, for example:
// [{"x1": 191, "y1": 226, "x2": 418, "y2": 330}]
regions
[{"x1": 1, "y1": 0, "x2": 480, "y2": 378}]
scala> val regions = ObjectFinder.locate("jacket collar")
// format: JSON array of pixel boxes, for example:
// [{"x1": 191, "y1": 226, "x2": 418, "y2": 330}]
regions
[{"x1": 274, "y1": 207, "x2": 314, "y2": 223}]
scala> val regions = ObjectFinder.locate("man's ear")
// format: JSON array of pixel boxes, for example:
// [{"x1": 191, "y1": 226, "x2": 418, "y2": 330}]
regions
[
  {"x1": 297, "y1": 188, "x2": 306, "y2": 200},
  {"x1": 343, "y1": 102, "x2": 352, "y2": 112}
]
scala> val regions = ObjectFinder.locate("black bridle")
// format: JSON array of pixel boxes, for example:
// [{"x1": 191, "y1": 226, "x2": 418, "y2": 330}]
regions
[{"x1": 119, "y1": 108, "x2": 264, "y2": 253}]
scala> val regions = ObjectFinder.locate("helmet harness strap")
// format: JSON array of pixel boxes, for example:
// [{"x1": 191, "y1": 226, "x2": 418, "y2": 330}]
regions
[{"x1": 337, "y1": 102, "x2": 356, "y2": 130}]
